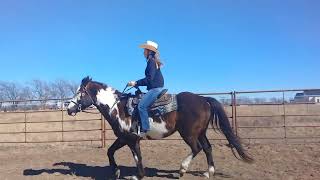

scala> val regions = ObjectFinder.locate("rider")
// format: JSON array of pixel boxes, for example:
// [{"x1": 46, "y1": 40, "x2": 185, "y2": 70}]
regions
[{"x1": 127, "y1": 40, "x2": 164, "y2": 138}]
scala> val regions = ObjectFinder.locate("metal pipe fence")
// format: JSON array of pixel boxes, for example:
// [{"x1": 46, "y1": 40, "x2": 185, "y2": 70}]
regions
[
  {"x1": 233, "y1": 89, "x2": 320, "y2": 143},
  {"x1": 0, "y1": 89, "x2": 319, "y2": 147},
  {"x1": 0, "y1": 98, "x2": 103, "y2": 145}
]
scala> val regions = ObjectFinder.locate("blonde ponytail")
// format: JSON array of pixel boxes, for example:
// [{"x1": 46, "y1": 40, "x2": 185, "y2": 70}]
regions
[{"x1": 155, "y1": 51, "x2": 163, "y2": 69}]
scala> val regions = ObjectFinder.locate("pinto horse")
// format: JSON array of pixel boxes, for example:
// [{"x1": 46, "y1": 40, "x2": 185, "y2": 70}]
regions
[{"x1": 67, "y1": 77, "x2": 253, "y2": 179}]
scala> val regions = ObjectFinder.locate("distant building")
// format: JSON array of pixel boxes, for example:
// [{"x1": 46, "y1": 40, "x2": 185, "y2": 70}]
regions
[{"x1": 293, "y1": 90, "x2": 320, "y2": 103}]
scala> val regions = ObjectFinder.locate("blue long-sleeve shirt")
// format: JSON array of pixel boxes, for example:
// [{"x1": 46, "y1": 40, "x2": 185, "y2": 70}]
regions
[{"x1": 136, "y1": 59, "x2": 164, "y2": 90}]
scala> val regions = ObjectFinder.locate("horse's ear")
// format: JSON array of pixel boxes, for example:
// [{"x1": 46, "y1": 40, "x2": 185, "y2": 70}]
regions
[{"x1": 81, "y1": 76, "x2": 92, "y2": 87}]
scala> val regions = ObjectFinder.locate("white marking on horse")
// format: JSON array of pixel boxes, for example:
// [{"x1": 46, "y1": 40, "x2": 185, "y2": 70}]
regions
[
  {"x1": 117, "y1": 113, "x2": 131, "y2": 131},
  {"x1": 67, "y1": 97, "x2": 77, "y2": 109},
  {"x1": 146, "y1": 118, "x2": 169, "y2": 139},
  {"x1": 209, "y1": 166, "x2": 215, "y2": 173},
  {"x1": 203, "y1": 166, "x2": 215, "y2": 178},
  {"x1": 203, "y1": 172, "x2": 209, "y2": 178},
  {"x1": 96, "y1": 87, "x2": 131, "y2": 131},
  {"x1": 180, "y1": 153, "x2": 193, "y2": 173},
  {"x1": 67, "y1": 86, "x2": 81, "y2": 109},
  {"x1": 129, "y1": 176, "x2": 139, "y2": 180},
  {"x1": 96, "y1": 87, "x2": 117, "y2": 109},
  {"x1": 134, "y1": 154, "x2": 139, "y2": 164}
]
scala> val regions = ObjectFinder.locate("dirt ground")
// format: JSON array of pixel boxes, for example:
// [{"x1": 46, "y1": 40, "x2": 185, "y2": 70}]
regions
[{"x1": 0, "y1": 141, "x2": 319, "y2": 180}]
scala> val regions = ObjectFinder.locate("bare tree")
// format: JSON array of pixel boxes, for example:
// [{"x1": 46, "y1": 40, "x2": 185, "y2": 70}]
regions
[
  {"x1": 0, "y1": 81, "x2": 22, "y2": 111},
  {"x1": 29, "y1": 79, "x2": 51, "y2": 100},
  {"x1": 270, "y1": 97, "x2": 283, "y2": 104},
  {"x1": 19, "y1": 86, "x2": 34, "y2": 100},
  {"x1": 0, "y1": 82, "x2": 8, "y2": 104},
  {"x1": 0, "y1": 81, "x2": 21, "y2": 101},
  {"x1": 51, "y1": 79, "x2": 71, "y2": 99},
  {"x1": 0, "y1": 89, "x2": 4, "y2": 101},
  {"x1": 219, "y1": 97, "x2": 232, "y2": 105},
  {"x1": 29, "y1": 79, "x2": 52, "y2": 109},
  {"x1": 237, "y1": 96, "x2": 253, "y2": 104},
  {"x1": 253, "y1": 98, "x2": 267, "y2": 104},
  {"x1": 0, "y1": 79, "x2": 80, "y2": 111},
  {"x1": 66, "y1": 81, "x2": 79, "y2": 96}
]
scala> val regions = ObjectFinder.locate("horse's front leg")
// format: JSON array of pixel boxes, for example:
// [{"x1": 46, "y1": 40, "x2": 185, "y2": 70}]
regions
[
  {"x1": 128, "y1": 140, "x2": 145, "y2": 180},
  {"x1": 107, "y1": 138, "x2": 126, "y2": 179}
]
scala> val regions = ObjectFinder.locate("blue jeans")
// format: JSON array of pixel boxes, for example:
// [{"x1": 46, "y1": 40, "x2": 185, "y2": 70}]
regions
[{"x1": 138, "y1": 87, "x2": 163, "y2": 132}]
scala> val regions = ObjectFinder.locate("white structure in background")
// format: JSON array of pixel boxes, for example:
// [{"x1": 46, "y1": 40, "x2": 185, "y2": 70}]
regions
[
  {"x1": 313, "y1": 97, "x2": 320, "y2": 103},
  {"x1": 293, "y1": 90, "x2": 320, "y2": 103}
]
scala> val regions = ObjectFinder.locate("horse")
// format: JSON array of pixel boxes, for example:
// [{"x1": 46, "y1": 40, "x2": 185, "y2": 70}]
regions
[{"x1": 67, "y1": 77, "x2": 253, "y2": 179}]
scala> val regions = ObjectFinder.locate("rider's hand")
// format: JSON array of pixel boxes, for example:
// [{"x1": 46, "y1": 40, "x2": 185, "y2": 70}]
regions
[{"x1": 127, "y1": 81, "x2": 137, "y2": 87}]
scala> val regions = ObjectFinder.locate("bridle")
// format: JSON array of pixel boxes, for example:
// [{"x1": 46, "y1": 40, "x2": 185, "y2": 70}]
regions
[
  {"x1": 71, "y1": 85, "x2": 95, "y2": 113},
  {"x1": 72, "y1": 84, "x2": 135, "y2": 114}
]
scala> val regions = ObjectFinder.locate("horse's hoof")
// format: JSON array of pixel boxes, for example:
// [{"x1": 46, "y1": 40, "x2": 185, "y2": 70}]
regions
[
  {"x1": 203, "y1": 166, "x2": 215, "y2": 179},
  {"x1": 110, "y1": 168, "x2": 120, "y2": 179},
  {"x1": 179, "y1": 168, "x2": 186, "y2": 177},
  {"x1": 203, "y1": 172, "x2": 210, "y2": 178},
  {"x1": 115, "y1": 168, "x2": 121, "y2": 179},
  {"x1": 128, "y1": 176, "x2": 139, "y2": 180}
]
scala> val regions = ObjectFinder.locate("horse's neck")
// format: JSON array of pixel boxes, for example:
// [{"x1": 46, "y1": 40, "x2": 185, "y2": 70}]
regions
[
  {"x1": 94, "y1": 88, "x2": 131, "y2": 132},
  {"x1": 95, "y1": 87, "x2": 119, "y2": 112},
  {"x1": 96, "y1": 104, "x2": 119, "y2": 131}
]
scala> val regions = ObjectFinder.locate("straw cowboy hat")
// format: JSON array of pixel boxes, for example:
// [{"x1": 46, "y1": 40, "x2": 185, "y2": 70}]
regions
[{"x1": 139, "y1": 40, "x2": 159, "y2": 53}]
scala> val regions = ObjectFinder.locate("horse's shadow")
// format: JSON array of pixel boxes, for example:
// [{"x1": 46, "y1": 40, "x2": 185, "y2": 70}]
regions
[{"x1": 23, "y1": 161, "x2": 232, "y2": 180}]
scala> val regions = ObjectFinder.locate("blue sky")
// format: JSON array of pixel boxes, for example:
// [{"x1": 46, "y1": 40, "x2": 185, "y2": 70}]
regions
[{"x1": 0, "y1": 0, "x2": 319, "y2": 93}]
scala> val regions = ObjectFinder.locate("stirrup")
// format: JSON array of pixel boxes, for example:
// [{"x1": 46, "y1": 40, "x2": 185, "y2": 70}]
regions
[
  {"x1": 138, "y1": 126, "x2": 141, "y2": 135},
  {"x1": 132, "y1": 126, "x2": 141, "y2": 135}
]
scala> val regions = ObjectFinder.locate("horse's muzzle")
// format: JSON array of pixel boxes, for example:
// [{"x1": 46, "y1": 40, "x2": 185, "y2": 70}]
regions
[{"x1": 67, "y1": 108, "x2": 77, "y2": 116}]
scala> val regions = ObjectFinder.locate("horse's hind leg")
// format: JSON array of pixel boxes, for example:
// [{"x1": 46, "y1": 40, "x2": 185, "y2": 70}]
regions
[
  {"x1": 107, "y1": 138, "x2": 126, "y2": 178},
  {"x1": 199, "y1": 134, "x2": 215, "y2": 178},
  {"x1": 179, "y1": 136, "x2": 202, "y2": 177}
]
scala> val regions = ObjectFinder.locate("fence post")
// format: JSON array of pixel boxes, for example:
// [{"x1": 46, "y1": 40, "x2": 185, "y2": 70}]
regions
[
  {"x1": 24, "y1": 100, "x2": 27, "y2": 143},
  {"x1": 233, "y1": 91, "x2": 238, "y2": 136},
  {"x1": 101, "y1": 114, "x2": 106, "y2": 148},
  {"x1": 61, "y1": 99, "x2": 64, "y2": 142},
  {"x1": 282, "y1": 91, "x2": 287, "y2": 140},
  {"x1": 231, "y1": 92, "x2": 235, "y2": 131}
]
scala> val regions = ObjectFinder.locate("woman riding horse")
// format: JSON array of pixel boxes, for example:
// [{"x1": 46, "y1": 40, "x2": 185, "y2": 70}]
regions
[
  {"x1": 67, "y1": 42, "x2": 253, "y2": 179},
  {"x1": 128, "y1": 40, "x2": 164, "y2": 138},
  {"x1": 67, "y1": 77, "x2": 253, "y2": 179}
]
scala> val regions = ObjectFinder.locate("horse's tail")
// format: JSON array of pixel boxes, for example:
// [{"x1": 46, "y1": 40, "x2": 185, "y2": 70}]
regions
[{"x1": 205, "y1": 97, "x2": 254, "y2": 163}]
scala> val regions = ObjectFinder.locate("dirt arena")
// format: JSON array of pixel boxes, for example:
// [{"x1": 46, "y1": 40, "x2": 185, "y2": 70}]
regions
[
  {"x1": 1, "y1": 103, "x2": 320, "y2": 179},
  {"x1": 0, "y1": 140, "x2": 319, "y2": 180}
]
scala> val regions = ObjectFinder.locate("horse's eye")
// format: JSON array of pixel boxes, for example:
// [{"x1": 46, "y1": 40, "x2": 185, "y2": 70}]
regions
[{"x1": 82, "y1": 93, "x2": 86, "y2": 96}]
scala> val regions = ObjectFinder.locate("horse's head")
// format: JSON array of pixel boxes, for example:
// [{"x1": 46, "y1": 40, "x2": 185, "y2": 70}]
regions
[
  {"x1": 67, "y1": 76, "x2": 117, "y2": 116},
  {"x1": 67, "y1": 76, "x2": 96, "y2": 116}
]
